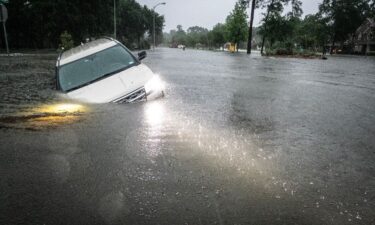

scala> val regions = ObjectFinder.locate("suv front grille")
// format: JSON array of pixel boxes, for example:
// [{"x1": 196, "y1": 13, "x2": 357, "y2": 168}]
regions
[{"x1": 113, "y1": 87, "x2": 146, "y2": 104}]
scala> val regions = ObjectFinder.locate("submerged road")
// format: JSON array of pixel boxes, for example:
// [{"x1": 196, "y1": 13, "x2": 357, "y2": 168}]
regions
[{"x1": 0, "y1": 49, "x2": 375, "y2": 225}]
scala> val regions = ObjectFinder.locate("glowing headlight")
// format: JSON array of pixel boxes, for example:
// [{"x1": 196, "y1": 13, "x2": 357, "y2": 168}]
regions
[{"x1": 145, "y1": 75, "x2": 164, "y2": 95}]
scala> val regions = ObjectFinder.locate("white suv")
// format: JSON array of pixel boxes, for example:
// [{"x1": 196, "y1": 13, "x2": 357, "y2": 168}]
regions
[{"x1": 56, "y1": 38, "x2": 164, "y2": 104}]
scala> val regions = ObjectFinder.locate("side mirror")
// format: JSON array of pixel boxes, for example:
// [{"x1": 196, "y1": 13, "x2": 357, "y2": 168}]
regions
[{"x1": 138, "y1": 51, "x2": 147, "y2": 61}]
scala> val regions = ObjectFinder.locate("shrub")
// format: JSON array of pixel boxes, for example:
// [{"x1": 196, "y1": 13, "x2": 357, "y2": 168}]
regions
[
  {"x1": 276, "y1": 48, "x2": 293, "y2": 55},
  {"x1": 59, "y1": 31, "x2": 74, "y2": 50}
]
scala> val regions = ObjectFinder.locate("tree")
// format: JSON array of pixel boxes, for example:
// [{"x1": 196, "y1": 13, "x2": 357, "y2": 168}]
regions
[
  {"x1": 319, "y1": 0, "x2": 371, "y2": 54},
  {"x1": 177, "y1": 25, "x2": 184, "y2": 32},
  {"x1": 290, "y1": 0, "x2": 303, "y2": 18},
  {"x1": 143, "y1": 5, "x2": 165, "y2": 47},
  {"x1": 258, "y1": 0, "x2": 301, "y2": 54},
  {"x1": 208, "y1": 23, "x2": 227, "y2": 49},
  {"x1": 226, "y1": 0, "x2": 248, "y2": 52},
  {"x1": 59, "y1": 31, "x2": 74, "y2": 50},
  {"x1": 186, "y1": 26, "x2": 209, "y2": 48},
  {"x1": 295, "y1": 14, "x2": 330, "y2": 54},
  {"x1": 370, "y1": 0, "x2": 375, "y2": 17},
  {"x1": 4, "y1": 0, "x2": 164, "y2": 49},
  {"x1": 260, "y1": 0, "x2": 281, "y2": 54},
  {"x1": 171, "y1": 25, "x2": 187, "y2": 46},
  {"x1": 118, "y1": 0, "x2": 147, "y2": 47},
  {"x1": 258, "y1": 12, "x2": 295, "y2": 53},
  {"x1": 166, "y1": 25, "x2": 225, "y2": 49}
]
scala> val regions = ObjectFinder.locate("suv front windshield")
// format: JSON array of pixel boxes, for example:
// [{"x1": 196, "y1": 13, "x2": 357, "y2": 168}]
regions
[{"x1": 58, "y1": 44, "x2": 138, "y2": 92}]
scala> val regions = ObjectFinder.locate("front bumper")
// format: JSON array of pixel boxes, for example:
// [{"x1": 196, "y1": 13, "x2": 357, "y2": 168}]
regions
[
  {"x1": 113, "y1": 87, "x2": 164, "y2": 104},
  {"x1": 113, "y1": 87, "x2": 147, "y2": 103}
]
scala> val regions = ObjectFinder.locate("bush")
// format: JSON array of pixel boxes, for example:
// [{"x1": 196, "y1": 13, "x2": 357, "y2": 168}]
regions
[
  {"x1": 140, "y1": 40, "x2": 151, "y2": 50},
  {"x1": 275, "y1": 48, "x2": 293, "y2": 55},
  {"x1": 59, "y1": 31, "x2": 74, "y2": 50}
]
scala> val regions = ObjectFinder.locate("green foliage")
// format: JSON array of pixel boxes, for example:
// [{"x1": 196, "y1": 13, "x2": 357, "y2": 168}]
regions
[
  {"x1": 318, "y1": 0, "x2": 373, "y2": 53},
  {"x1": 371, "y1": 1, "x2": 375, "y2": 17},
  {"x1": 257, "y1": 0, "x2": 374, "y2": 55},
  {"x1": 290, "y1": 0, "x2": 303, "y2": 18},
  {"x1": 186, "y1": 26, "x2": 209, "y2": 47},
  {"x1": 258, "y1": 0, "x2": 293, "y2": 54},
  {"x1": 6, "y1": 0, "x2": 114, "y2": 48},
  {"x1": 259, "y1": 12, "x2": 330, "y2": 54},
  {"x1": 259, "y1": 13, "x2": 294, "y2": 49},
  {"x1": 117, "y1": 1, "x2": 164, "y2": 48},
  {"x1": 170, "y1": 25, "x2": 188, "y2": 46},
  {"x1": 163, "y1": 1, "x2": 248, "y2": 50},
  {"x1": 164, "y1": 24, "x2": 228, "y2": 49},
  {"x1": 58, "y1": 31, "x2": 74, "y2": 50},
  {"x1": 225, "y1": 0, "x2": 248, "y2": 48},
  {"x1": 208, "y1": 23, "x2": 227, "y2": 48},
  {"x1": 295, "y1": 14, "x2": 330, "y2": 50},
  {"x1": 117, "y1": 0, "x2": 164, "y2": 48},
  {"x1": 5, "y1": 0, "x2": 165, "y2": 49}
]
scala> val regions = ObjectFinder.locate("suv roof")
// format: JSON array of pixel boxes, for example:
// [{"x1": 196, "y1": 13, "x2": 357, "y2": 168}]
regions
[{"x1": 58, "y1": 38, "x2": 117, "y2": 66}]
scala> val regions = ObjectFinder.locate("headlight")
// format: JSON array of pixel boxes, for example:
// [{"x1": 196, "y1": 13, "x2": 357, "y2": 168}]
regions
[{"x1": 145, "y1": 75, "x2": 164, "y2": 95}]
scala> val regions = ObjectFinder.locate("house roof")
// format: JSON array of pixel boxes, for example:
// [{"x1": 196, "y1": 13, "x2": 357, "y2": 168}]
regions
[{"x1": 356, "y1": 18, "x2": 375, "y2": 34}]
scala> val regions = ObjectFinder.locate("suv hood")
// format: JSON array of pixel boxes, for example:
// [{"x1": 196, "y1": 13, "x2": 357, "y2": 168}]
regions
[{"x1": 66, "y1": 64, "x2": 154, "y2": 103}]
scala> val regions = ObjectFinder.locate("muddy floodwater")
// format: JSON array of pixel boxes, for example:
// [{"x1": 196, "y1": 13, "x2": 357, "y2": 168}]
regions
[{"x1": 1, "y1": 49, "x2": 375, "y2": 225}]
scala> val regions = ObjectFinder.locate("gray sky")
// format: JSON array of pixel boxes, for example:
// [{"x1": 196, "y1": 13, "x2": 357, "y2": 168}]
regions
[{"x1": 136, "y1": 0, "x2": 322, "y2": 32}]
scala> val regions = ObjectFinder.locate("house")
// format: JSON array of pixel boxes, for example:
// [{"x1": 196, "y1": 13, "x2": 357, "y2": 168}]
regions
[{"x1": 354, "y1": 18, "x2": 375, "y2": 55}]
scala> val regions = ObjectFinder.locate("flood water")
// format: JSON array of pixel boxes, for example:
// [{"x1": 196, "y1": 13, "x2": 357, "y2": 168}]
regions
[{"x1": 1, "y1": 49, "x2": 375, "y2": 225}]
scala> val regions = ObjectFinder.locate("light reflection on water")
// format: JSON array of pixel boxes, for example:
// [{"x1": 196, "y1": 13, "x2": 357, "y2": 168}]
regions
[
  {"x1": 142, "y1": 101, "x2": 166, "y2": 162},
  {"x1": 144, "y1": 101, "x2": 165, "y2": 127},
  {"x1": 137, "y1": 51, "x2": 374, "y2": 221},
  {"x1": 35, "y1": 103, "x2": 86, "y2": 114},
  {"x1": 138, "y1": 103, "x2": 367, "y2": 222},
  {"x1": 1, "y1": 50, "x2": 374, "y2": 224},
  {"x1": 0, "y1": 102, "x2": 88, "y2": 130},
  {"x1": 141, "y1": 98, "x2": 292, "y2": 196}
]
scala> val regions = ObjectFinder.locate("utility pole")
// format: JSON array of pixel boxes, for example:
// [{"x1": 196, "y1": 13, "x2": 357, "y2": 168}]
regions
[
  {"x1": 247, "y1": 0, "x2": 256, "y2": 54},
  {"x1": 153, "y1": 12, "x2": 155, "y2": 50},
  {"x1": 0, "y1": 3, "x2": 9, "y2": 55},
  {"x1": 152, "y1": 2, "x2": 166, "y2": 51},
  {"x1": 114, "y1": 0, "x2": 116, "y2": 39}
]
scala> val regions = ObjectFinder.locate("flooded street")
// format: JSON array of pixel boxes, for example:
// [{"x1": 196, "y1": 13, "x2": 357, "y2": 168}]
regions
[{"x1": 1, "y1": 49, "x2": 375, "y2": 224}]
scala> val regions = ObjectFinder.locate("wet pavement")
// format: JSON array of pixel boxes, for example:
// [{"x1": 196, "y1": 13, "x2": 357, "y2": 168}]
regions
[{"x1": 1, "y1": 49, "x2": 375, "y2": 225}]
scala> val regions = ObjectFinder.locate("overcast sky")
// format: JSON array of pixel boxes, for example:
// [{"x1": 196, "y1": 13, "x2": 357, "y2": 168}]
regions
[{"x1": 136, "y1": 0, "x2": 322, "y2": 32}]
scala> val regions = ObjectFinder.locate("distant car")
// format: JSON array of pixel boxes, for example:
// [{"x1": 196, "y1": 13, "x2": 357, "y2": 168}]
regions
[{"x1": 55, "y1": 38, "x2": 164, "y2": 104}]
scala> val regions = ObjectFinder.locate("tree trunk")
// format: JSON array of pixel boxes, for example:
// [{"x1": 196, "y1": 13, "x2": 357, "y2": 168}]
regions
[
  {"x1": 330, "y1": 39, "x2": 336, "y2": 55},
  {"x1": 330, "y1": 33, "x2": 336, "y2": 55},
  {"x1": 350, "y1": 33, "x2": 355, "y2": 54},
  {"x1": 260, "y1": 0, "x2": 275, "y2": 55},
  {"x1": 261, "y1": 36, "x2": 266, "y2": 55},
  {"x1": 247, "y1": 0, "x2": 256, "y2": 54}
]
